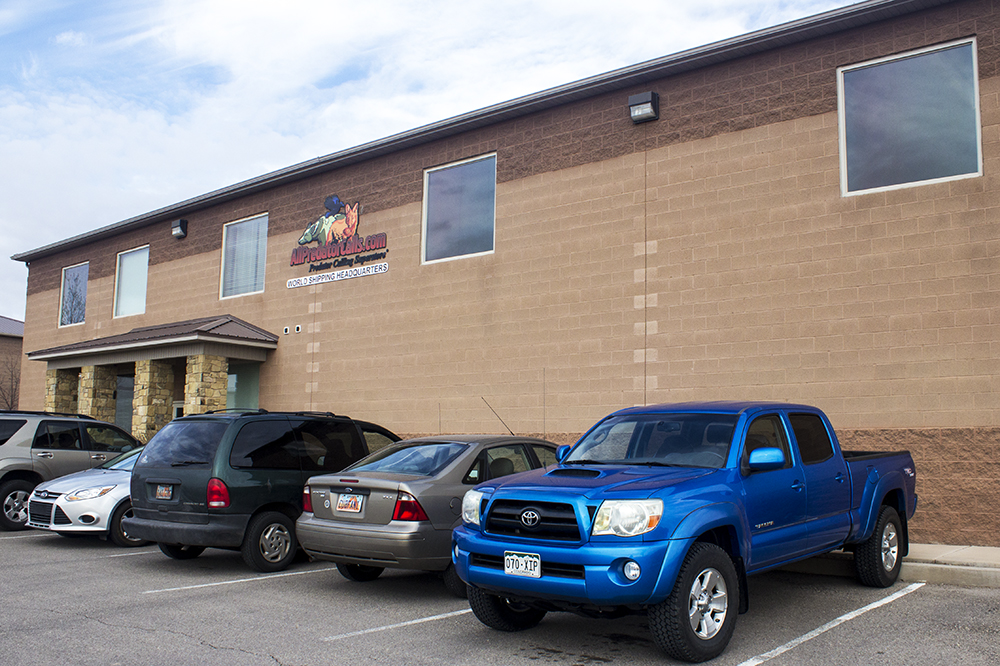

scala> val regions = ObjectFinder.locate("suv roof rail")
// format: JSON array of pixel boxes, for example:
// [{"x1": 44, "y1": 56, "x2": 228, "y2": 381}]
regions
[
  {"x1": 290, "y1": 411, "x2": 340, "y2": 418},
  {"x1": 203, "y1": 408, "x2": 270, "y2": 415},
  {"x1": 0, "y1": 410, "x2": 96, "y2": 419}
]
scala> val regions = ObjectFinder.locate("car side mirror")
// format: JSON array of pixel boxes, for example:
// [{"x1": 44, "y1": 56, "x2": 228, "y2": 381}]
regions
[
  {"x1": 748, "y1": 447, "x2": 785, "y2": 471},
  {"x1": 556, "y1": 445, "x2": 571, "y2": 462}
]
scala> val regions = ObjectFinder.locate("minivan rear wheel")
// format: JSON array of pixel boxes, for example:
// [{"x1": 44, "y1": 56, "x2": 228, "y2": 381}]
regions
[
  {"x1": 242, "y1": 511, "x2": 297, "y2": 572},
  {"x1": 158, "y1": 543, "x2": 205, "y2": 560}
]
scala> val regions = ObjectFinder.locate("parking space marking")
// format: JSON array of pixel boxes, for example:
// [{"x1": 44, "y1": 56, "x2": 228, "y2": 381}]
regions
[
  {"x1": 737, "y1": 582, "x2": 925, "y2": 666},
  {"x1": 143, "y1": 566, "x2": 336, "y2": 594},
  {"x1": 0, "y1": 532, "x2": 53, "y2": 540},
  {"x1": 321, "y1": 609, "x2": 473, "y2": 642},
  {"x1": 105, "y1": 549, "x2": 160, "y2": 558}
]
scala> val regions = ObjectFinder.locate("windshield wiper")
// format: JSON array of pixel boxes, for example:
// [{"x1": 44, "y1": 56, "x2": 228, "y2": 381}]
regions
[
  {"x1": 563, "y1": 459, "x2": 610, "y2": 465},
  {"x1": 170, "y1": 460, "x2": 209, "y2": 466}
]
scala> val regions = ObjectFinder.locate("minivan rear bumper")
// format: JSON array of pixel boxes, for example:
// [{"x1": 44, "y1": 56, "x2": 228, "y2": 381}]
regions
[{"x1": 122, "y1": 514, "x2": 247, "y2": 548}]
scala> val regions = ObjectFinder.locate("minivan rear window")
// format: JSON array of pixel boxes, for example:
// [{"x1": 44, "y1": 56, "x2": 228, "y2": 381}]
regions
[{"x1": 137, "y1": 420, "x2": 229, "y2": 466}]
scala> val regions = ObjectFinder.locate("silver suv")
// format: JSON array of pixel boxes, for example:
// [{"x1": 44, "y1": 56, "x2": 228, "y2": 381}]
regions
[{"x1": 0, "y1": 411, "x2": 141, "y2": 531}]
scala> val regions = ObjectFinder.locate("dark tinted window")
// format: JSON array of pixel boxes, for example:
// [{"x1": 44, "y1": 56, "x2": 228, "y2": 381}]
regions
[
  {"x1": 230, "y1": 420, "x2": 298, "y2": 470},
  {"x1": 742, "y1": 415, "x2": 792, "y2": 472},
  {"x1": 348, "y1": 441, "x2": 467, "y2": 476},
  {"x1": 0, "y1": 419, "x2": 26, "y2": 445},
  {"x1": 294, "y1": 420, "x2": 367, "y2": 473},
  {"x1": 138, "y1": 420, "x2": 229, "y2": 466},
  {"x1": 33, "y1": 422, "x2": 82, "y2": 450},
  {"x1": 790, "y1": 413, "x2": 835, "y2": 465}
]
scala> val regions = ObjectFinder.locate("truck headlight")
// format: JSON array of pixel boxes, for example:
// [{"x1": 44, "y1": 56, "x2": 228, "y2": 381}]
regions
[
  {"x1": 462, "y1": 489, "x2": 485, "y2": 526},
  {"x1": 66, "y1": 485, "x2": 116, "y2": 501},
  {"x1": 592, "y1": 499, "x2": 663, "y2": 537}
]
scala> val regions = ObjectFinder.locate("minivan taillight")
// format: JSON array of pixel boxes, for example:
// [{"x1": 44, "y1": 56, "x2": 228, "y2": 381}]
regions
[
  {"x1": 207, "y1": 478, "x2": 230, "y2": 508},
  {"x1": 302, "y1": 485, "x2": 313, "y2": 513},
  {"x1": 392, "y1": 492, "x2": 429, "y2": 521}
]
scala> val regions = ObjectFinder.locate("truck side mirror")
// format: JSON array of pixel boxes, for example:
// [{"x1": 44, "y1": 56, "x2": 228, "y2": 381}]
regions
[
  {"x1": 556, "y1": 445, "x2": 571, "y2": 462},
  {"x1": 748, "y1": 447, "x2": 785, "y2": 471}
]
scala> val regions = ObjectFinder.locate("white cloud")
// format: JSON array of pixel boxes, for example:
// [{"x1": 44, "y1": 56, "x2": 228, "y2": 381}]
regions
[{"x1": 54, "y1": 30, "x2": 87, "y2": 47}]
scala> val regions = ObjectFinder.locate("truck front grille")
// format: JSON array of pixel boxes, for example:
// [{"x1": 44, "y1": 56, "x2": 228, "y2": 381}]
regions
[{"x1": 484, "y1": 500, "x2": 580, "y2": 541}]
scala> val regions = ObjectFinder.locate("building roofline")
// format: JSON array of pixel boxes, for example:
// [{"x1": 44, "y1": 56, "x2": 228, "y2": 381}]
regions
[{"x1": 11, "y1": 0, "x2": 951, "y2": 264}]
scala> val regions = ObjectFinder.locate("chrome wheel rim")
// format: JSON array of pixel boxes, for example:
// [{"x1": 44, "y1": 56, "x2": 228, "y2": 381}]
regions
[
  {"x1": 3, "y1": 490, "x2": 29, "y2": 524},
  {"x1": 881, "y1": 521, "x2": 899, "y2": 572},
  {"x1": 259, "y1": 523, "x2": 292, "y2": 562},
  {"x1": 688, "y1": 567, "x2": 728, "y2": 640}
]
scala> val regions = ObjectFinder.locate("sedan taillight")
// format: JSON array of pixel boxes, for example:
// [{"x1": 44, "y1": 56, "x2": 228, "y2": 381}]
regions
[
  {"x1": 302, "y1": 485, "x2": 313, "y2": 513},
  {"x1": 392, "y1": 492, "x2": 429, "y2": 521},
  {"x1": 207, "y1": 478, "x2": 230, "y2": 508}
]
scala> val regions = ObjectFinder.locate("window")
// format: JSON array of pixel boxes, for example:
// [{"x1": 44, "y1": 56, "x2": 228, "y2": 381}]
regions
[
  {"x1": 114, "y1": 246, "x2": 149, "y2": 317},
  {"x1": 84, "y1": 425, "x2": 138, "y2": 453},
  {"x1": 32, "y1": 422, "x2": 82, "y2": 450},
  {"x1": 59, "y1": 262, "x2": 88, "y2": 326},
  {"x1": 221, "y1": 214, "x2": 267, "y2": 298},
  {"x1": 839, "y1": 39, "x2": 981, "y2": 195},
  {"x1": 422, "y1": 154, "x2": 496, "y2": 263},
  {"x1": 230, "y1": 420, "x2": 298, "y2": 470},
  {"x1": 532, "y1": 444, "x2": 558, "y2": 467},
  {"x1": 226, "y1": 363, "x2": 260, "y2": 410},
  {"x1": 789, "y1": 413, "x2": 835, "y2": 465},
  {"x1": 742, "y1": 415, "x2": 792, "y2": 473}
]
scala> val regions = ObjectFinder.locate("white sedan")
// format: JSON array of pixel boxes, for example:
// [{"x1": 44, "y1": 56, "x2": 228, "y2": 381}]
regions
[{"x1": 27, "y1": 447, "x2": 149, "y2": 547}]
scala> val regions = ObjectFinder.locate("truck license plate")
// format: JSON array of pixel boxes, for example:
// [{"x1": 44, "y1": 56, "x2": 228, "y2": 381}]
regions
[
  {"x1": 336, "y1": 493, "x2": 363, "y2": 513},
  {"x1": 504, "y1": 551, "x2": 541, "y2": 578}
]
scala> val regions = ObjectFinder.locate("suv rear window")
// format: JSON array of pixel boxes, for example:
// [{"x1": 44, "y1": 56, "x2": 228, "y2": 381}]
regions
[
  {"x1": 138, "y1": 420, "x2": 229, "y2": 466},
  {"x1": 0, "y1": 419, "x2": 26, "y2": 445}
]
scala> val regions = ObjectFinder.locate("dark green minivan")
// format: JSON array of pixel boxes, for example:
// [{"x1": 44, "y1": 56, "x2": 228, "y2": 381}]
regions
[{"x1": 124, "y1": 410, "x2": 398, "y2": 572}]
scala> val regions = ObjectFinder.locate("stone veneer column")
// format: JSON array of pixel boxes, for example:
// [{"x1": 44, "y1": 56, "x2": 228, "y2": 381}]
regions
[
  {"x1": 133, "y1": 359, "x2": 175, "y2": 442},
  {"x1": 44, "y1": 368, "x2": 78, "y2": 414},
  {"x1": 184, "y1": 354, "x2": 228, "y2": 415},
  {"x1": 77, "y1": 365, "x2": 117, "y2": 423}
]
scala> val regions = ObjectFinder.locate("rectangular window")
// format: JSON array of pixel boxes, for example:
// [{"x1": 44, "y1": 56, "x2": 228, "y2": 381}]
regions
[
  {"x1": 839, "y1": 38, "x2": 982, "y2": 195},
  {"x1": 59, "y1": 262, "x2": 88, "y2": 326},
  {"x1": 114, "y1": 246, "x2": 148, "y2": 317},
  {"x1": 422, "y1": 154, "x2": 496, "y2": 263},
  {"x1": 221, "y1": 214, "x2": 268, "y2": 298}
]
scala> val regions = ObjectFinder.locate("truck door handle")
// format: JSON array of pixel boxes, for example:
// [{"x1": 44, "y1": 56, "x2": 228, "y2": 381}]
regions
[
  {"x1": 835, "y1": 473, "x2": 845, "y2": 483},
  {"x1": 91, "y1": 454, "x2": 106, "y2": 461},
  {"x1": 35, "y1": 452, "x2": 54, "y2": 459},
  {"x1": 791, "y1": 481, "x2": 805, "y2": 492}
]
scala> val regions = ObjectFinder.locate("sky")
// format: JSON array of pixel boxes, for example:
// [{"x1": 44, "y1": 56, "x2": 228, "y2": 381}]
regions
[{"x1": 0, "y1": 0, "x2": 858, "y2": 322}]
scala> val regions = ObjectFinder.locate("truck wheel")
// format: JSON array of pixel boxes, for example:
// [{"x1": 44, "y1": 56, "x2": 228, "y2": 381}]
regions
[
  {"x1": 336, "y1": 563, "x2": 384, "y2": 581},
  {"x1": 855, "y1": 505, "x2": 902, "y2": 588},
  {"x1": 158, "y1": 543, "x2": 205, "y2": 560},
  {"x1": 442, "y1": 563, "x2": 468, "y2": 598},
  {"x1": 0, "y1": 480, "x2": 34, "y2": 531},
  {"x1": 468, "y1": 586, "x2": 546, "y2": 631},
  {"x1": 648, "y1": 542, "x2": 739, "y2": 663},
  {"x1": 242, "y1": 511, "x2": 298, "y2": 572},
  {"x1": 108, "y1": 502, "x2": 149, "y2": 548}
]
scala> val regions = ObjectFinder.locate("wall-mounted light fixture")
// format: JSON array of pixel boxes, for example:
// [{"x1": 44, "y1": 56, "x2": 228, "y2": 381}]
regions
[
  {"x1": 171, "y1": 219, "x2": 188, "y2": 238},
  {"x1": 628, "y1": 92, "x2": 659, "y2": 124}
]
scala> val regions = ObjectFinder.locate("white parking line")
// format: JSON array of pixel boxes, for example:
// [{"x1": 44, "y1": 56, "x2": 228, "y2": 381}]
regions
[
  {"x1": 321, "y1": 609, "x2": 473, "y2": 642},
  {"x1": 105, "y1": 549, "x2": 159, "y2": 558},
  {"x1": 0, "y1": 532, "x2": 53, "y2": 540},
  {"x1": 736, "y1": 582, "x2": 925, "y2": 666},
  {"x1": 143, "y1": 566, "x2": 336, "y2": 594}
]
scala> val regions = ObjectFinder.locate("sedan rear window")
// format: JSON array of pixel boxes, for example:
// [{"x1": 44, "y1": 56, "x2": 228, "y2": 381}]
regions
[
  {"x1": 347, "y1": 442, "x2": 467, "y2": 476},
  {"x1": 137, "y1": 420, "x2": 229, "y2": 466}
]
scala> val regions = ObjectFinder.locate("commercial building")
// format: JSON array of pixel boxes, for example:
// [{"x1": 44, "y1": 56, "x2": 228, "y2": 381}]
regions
[{"x1": 12, "y1": 0, "x2": 1000, "y2": 546}]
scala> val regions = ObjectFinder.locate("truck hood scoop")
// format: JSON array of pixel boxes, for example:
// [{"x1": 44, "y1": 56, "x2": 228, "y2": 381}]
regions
[{"x1": 545, "y1": 467, "x2": 602, "y2": 479}]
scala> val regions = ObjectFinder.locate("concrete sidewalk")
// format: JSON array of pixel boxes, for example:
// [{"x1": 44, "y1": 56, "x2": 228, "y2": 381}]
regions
[{"x1": 782, "y1": 543, "x2": 1000, "y2": 588}]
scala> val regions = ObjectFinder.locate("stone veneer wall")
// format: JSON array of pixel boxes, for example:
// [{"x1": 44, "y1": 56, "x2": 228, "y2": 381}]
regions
[
  {"x1": 133, "y1": 359, "x2": 175, "y2": 442},
  {"x1": 184, "y1": 354, "x2": 228, "y2": 415},
  {"x1": 77, "y1": 365, "x2": 117, "y2": 423},
  {"x1": 44, "y1": 368, "x2": 77, "y2": 414}
]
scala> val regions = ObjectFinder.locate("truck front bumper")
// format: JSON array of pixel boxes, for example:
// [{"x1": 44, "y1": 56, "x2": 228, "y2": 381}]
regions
[{"x1": 453, "y1": 525, "x2": 694, "y2": 607}]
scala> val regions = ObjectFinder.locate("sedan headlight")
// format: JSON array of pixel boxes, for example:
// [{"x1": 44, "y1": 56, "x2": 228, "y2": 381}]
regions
[
  {"x1": 592, "y1": 499, "x2": 663, "y2": 537},
  {"x1": 66, "y1": 485, "x2": 116, "y2": 501},
  {"x1": 462, "y1": 489, "x2": 485, "y2": 526}
]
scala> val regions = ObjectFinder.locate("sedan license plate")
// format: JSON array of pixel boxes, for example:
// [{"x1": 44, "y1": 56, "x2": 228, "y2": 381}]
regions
[
  {"x1": 504, "y1": 551, "x2": 541, "y2": 578},
  {"x1": 155, "y1": 484, "x2": 173, "y2": 501},
  {"x1": 336, "y1": 493, "x2": 363, "y2": 513}
]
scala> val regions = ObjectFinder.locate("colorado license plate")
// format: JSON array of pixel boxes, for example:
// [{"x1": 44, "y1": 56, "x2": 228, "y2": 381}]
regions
[
  {"x1": 336, "y1": 493, "x2": 363, "y2": 513},
  {"x1": 155, "y1": 484, "x2": 173, "y2": 500},
  {"x1": 504, "y1": 550, "x2": 541, "y2": 578}
]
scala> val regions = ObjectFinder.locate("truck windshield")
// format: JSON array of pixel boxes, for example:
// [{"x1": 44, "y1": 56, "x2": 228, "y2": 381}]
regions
[{"x1": 565, "y1": 413, "x2": 738, "y2": 468}]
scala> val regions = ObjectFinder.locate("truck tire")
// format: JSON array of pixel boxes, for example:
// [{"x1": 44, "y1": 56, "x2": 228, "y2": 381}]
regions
[
  {"x1": 0, "y1": 479, "x2": 34, "y2": 531},
  {"x1": 336, "y1": 563, "x2": 384, "y2": 581},
  {"x1": 855, "y1": 505, "x2": 902, "y2": 588},
  {"x1": 242, "y1": 511, "x2": 298, "y2": 572},
  {"x1": 648, "y1": 542, "x2": 739, "y2": 663},
  {"x1": 468, "y1": 586, "x2": 546, "y2": 631},
  {"x1": 158, "y1": 543, "x2": 205, "y2": 560}
]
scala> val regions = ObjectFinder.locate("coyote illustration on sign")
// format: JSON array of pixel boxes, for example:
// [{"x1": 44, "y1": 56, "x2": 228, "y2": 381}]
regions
[{"x1": 298, "y1": 195, "x2": 360, "y2": 246}]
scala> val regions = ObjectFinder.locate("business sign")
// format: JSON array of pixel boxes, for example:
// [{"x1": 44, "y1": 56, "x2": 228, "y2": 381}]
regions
[{"x1": 287, "y1": 194, "x2": 388, "y2": 289}]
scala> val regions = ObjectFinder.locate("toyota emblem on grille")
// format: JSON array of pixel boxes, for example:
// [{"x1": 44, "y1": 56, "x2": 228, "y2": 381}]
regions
[{"x1": 520, "y1": 509, "x2": 540, "y2": 527}]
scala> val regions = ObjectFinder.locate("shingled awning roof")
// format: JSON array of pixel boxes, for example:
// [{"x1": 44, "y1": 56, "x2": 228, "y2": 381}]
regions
[{"x1": 27, "y1": 315, "x2": 278, "y2": 368}]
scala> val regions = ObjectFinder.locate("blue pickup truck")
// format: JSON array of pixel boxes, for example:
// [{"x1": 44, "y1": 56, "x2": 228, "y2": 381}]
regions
[{"x1": 453, "y1": 402, "x2": 917, "y2": 662}]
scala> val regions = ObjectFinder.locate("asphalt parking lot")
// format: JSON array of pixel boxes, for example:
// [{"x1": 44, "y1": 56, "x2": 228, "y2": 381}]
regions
[{"x1": 3, "y1": 530, "x2": 998, "y2": 666}]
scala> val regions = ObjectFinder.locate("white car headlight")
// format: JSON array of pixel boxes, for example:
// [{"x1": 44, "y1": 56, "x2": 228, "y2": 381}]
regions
[
  {"x1": 592, "y1": 499, "x2": 663, "y2": 537},
  {"x1": 66, "y1": 485, "x2": 116, "y2": 501},
  {"x1": 462, "y1": 489, "x2": 485, "y2": 526}
]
